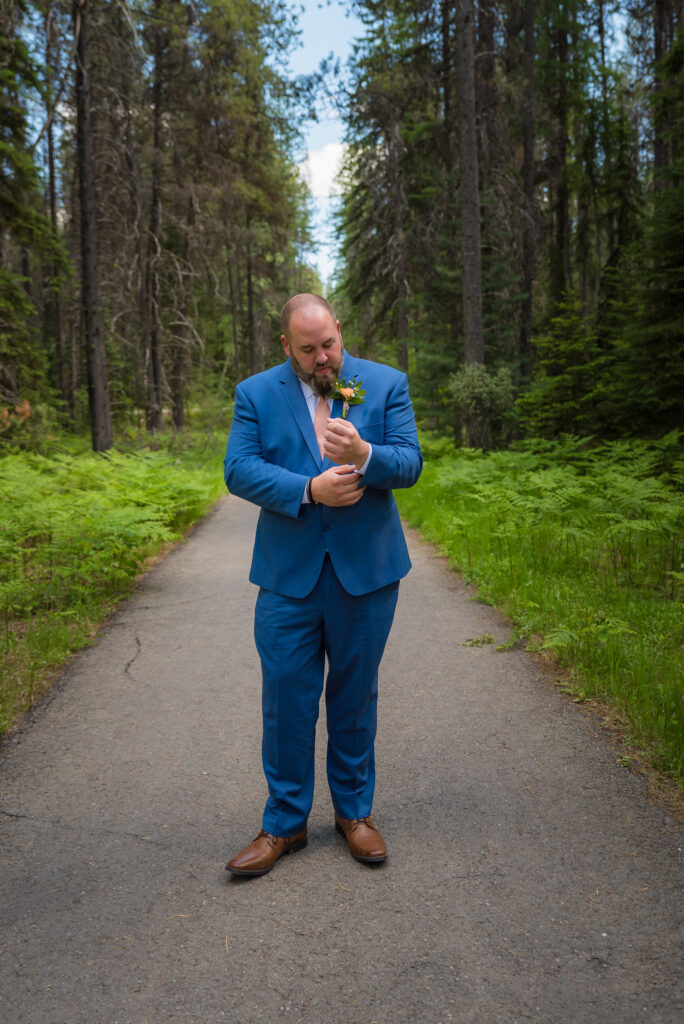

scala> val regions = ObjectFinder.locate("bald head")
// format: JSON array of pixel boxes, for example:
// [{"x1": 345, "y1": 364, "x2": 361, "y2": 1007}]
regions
[
  {"x1": 280, "y1": 293, "x2": 337, "y2": 339},
  {"x1": 280, "y1": 293, "x2": 344, "y2": 397}
]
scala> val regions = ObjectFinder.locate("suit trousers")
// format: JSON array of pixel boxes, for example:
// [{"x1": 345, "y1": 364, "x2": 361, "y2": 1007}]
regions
[{"x1": 254, "y1": 555, "x2": 399, "y2": 837}]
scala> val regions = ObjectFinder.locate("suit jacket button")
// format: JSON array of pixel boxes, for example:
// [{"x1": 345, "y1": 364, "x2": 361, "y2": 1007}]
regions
[{"x1": 323, "y1": 524, "x2": 330, "y2": 532}]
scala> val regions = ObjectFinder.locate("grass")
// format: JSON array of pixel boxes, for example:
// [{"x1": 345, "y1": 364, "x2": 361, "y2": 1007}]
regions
[
  {"x1": 396, "y1": 432, "x2": 684, "y2": 780},
  {"x1": 0, "y1": 428, "x2": 227, "y2": 738}
]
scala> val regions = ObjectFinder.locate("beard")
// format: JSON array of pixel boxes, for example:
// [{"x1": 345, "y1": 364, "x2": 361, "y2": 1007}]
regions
[{"x1": 289, "y1": 346, "x2": 344, "y2": 398}]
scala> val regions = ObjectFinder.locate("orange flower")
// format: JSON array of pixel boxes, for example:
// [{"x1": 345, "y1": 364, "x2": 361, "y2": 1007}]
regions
[{"x1": 339, "y1": 387, "x2": 354, "y2": 399}]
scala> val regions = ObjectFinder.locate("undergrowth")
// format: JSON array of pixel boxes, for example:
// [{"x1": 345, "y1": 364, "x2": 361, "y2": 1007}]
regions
[
  {"x1": 0, "y1": 432, "x2": 226, "y2": 738},
  {"x1": 397, "y1": 432, "x2": 684, "y2": 780}
]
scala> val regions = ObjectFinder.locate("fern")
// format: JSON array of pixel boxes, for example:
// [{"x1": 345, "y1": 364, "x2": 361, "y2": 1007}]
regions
[
  {"x1": 0, "y1": 441, "x2": 225, "y2": 736},
  {"x1": 397, "y1": 435, "x2": 684, "y2": 778}
]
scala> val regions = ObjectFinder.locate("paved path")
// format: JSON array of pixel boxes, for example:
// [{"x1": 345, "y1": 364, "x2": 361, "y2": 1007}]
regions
[{"x1": 1, "y1": 496, "x2": 682, "y2": 1024}]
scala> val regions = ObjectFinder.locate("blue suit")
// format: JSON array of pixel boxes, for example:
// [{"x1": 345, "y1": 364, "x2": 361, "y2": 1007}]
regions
[{"x1": 224, "y1": 352, "x2": 422, "y2": 835}]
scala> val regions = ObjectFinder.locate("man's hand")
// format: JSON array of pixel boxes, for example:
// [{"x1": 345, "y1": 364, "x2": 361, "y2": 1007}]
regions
[
  {"x1": 323, "y1": 418, "x2": 370, "y2": 468},
  {"x1": 310, "y1": 465, "x2": 365, "y2": 507}
]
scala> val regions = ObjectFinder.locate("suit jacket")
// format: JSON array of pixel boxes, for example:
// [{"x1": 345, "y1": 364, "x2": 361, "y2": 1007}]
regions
[{"x1": 224, "y1": 352, "x2": 422, "y2": 598}]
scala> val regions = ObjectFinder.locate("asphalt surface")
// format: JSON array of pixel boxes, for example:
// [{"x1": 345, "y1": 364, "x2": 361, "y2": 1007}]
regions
[{"x1": 0, "y1": 495, "x2": 682, "y2": 1024}]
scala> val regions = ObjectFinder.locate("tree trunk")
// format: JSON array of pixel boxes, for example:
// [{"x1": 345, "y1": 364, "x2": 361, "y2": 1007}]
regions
[
  {"x1": 389, "y1": 118, "x2": 409, "y2": 372},
  {"x1": 170, "y1": 327, "x2": 186, "y2": 430},
  {"x1": 550, "y1": 8, "x2": 571, "y2": 305},
  {"x1": 246, "y1": 240, "x2": 257, "y2": 376},
  {"x1": 171, "y1": 193, "x2": 196, "y2": 431},
  {"x1": 520, "y1": 0, "x2": 535, "y2": 385},
  {"x1": 45, "y1": 6, "x2": 67, "y2": 413},
  {"x1": 572, "y1": 4, "x2": 590, "y2": 312},
  {"x1": 475, "y1": 0, "x2": 495, "y2": 180},
  {"x1": 74, "y1": 0, "x2": 112, "y2": 451},
  {"x1": 654, "y1": 0, "x2": 670, "y2": 173},
  {"x1": 441, "y1": 0, "x2": 454, "y2": 179},
  {"x1": 118, "y1": 2, "x2": 146, "y2": 415},
  {"x1": 441, "y1": 0, "x2": 459, "y2": 352},
  {"x1": 145, "y1": 21, "x2": 164, "y2": 433},
  {"x1": 456, "y1": 0, "x2": 484, "y2": 370},
  {"x1": 227, "y1": 257, "x2": 242, "y2": 382},
  {"x1": 596, "y1": 0, "x2": 611, "y2": 260}
]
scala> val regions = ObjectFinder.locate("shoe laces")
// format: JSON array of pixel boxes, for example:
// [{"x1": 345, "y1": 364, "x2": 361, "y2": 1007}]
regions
[
  {"x1": 348, "y1": 816, "x2": 375, "y2": 832},
  {"x1": 256, "y1": 830, "x2": 280, "y2": 847}
]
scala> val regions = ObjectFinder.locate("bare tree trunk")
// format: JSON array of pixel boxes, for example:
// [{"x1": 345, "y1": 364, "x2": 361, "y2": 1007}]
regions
[
  {"x1": 550, "y1": 8, "x2": 571, "y2": 305},
  {"x1": 74, "y1": 0, "x2": 112, "y2": 451},
  {"x1": 520, "y1": 0, "x2": 535, "y2": 385},
  {"x1": 69, "y1": 299, "x2": 80, "y2": 424},
  {"x1": 170, "y1": 328, "x2": 186, "y2": 430},
  {"x1": 654, "y1": 0, "x2": 670, "y2": 173},
  {"x1": 441, "y1": 0, "x2": 459, "y2": 352},
  {"x1": 475, "y1": 0, "x2": 495, "y2": 181},
  {"x1": 246, "y1": 240, "x2": 257, "y2": 376},
  {"x1": 456, "y1": 0, "x2": 484, "y2": 369},
  {"x1": 68, "y1": 165, "x2": 80, "y2": 424},
  {"x1": 389, "y1": 118, "x2": 409, "y2": 372},
  {"x1": 227, "y1": 257, "x2": 242, "y2": 382},
  {"x1": 171, "y1": 194, "x2": 195, "y2": 431},
  {"x1": 145, "y1": 22, "x2": 164, "y2": 433},
  {"x1": 651, "y1": 0, "x2": 671, "y2": 174},
  {"x1": 572, "y1": 4, "x2": 590, "y2": 312},
  {"x1": 118, "y1": 2, "x2": 146, "y2": 415},
  {"x1": 45, "y1": 6, "x2": 67, "y2": 413},
  {"x1": 596, "y1": 0, "x2": 611, "y2": 260}
]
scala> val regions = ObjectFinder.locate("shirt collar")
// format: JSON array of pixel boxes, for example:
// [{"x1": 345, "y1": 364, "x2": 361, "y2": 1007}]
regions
[{"x1": 299, "y1": 379, "x2": 315, "y2": 402}]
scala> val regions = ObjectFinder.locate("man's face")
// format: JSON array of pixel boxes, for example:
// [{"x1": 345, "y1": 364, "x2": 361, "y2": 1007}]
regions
[{"x1": 281, "y1": 307, "x2": 344, "y2": 397}]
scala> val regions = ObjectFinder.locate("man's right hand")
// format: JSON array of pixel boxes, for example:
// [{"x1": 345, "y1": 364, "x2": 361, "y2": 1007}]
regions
[{"x1": 310, "y1": 465, "x2": 365, "y2": 507}]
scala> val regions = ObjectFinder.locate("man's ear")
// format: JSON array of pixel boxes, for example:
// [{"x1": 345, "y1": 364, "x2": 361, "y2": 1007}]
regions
[{"x1": 281, "y1": 335, "x2": 290, "y2": 357}]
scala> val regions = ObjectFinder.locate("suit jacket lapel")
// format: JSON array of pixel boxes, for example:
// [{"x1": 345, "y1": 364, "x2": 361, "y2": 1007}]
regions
[{"x1": 280, "y1": 360, "x2": 323, "y2": 468}]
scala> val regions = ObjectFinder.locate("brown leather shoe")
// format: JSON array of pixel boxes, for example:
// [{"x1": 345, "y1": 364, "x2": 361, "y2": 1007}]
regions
[
  {"x1": 226, "y1": 828, "x2": 307, "y2": 876},
  {"x1": 334, "y1": 814, "x2": 387, "y2": 863}
]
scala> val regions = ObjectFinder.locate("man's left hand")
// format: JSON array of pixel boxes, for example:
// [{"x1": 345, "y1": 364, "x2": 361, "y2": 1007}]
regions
[{"x1": 323, "y1": 418, "x2": 370, "y2": 469}]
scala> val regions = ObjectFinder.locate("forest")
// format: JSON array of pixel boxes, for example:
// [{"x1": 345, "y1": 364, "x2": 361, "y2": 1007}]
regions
[
  {"x1": 1, "y1": 1, "x2": 683, "y2": 774},
  {"x1": 2, "y1": 0, "x2": 684, "y2": 444}
]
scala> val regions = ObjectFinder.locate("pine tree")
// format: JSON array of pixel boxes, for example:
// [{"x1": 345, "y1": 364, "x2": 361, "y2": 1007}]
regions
[{"x1": 0, "y1": 0, "x2": 63, "y2": 412}]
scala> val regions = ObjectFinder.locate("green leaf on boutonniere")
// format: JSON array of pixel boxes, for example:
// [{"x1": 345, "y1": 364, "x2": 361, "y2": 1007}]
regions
[{"x1": 330, "y1": 376, "x2": 366, "y2": 418}]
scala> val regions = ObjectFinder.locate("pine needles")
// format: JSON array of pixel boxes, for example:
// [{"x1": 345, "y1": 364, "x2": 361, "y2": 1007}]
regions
[
  {"x1": 0, "y1": 445, "x2": 224, "y2": 737},
  {"x1": 397, "y1": 433, "x2": 684, "y2": 779}
]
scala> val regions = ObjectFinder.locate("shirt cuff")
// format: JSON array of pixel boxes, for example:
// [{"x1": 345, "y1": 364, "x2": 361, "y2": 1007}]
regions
[
  {"x1": 302, "y1": 446, "x2": 372, "y2": 504},
  {"x1": 356, "y1": 443, "x2": 372, "y2": 475}
]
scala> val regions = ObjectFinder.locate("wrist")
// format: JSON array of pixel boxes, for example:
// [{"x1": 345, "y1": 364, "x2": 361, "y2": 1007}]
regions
[
  {"x1": 307, "y1": 476, "x2": 320, "y2": 505},
  {"x1": 354, "y1": 441, "x2": 370, "y2": 469}
]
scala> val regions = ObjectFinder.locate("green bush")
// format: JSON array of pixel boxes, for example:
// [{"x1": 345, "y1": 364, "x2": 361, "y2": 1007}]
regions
[{"x1": 449, "y1": 363, "x2": 517, "y2": 449}]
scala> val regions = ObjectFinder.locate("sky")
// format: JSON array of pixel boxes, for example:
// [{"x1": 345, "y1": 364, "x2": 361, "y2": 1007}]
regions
[{"x1": 286, "y1": 1, "x2": 365, "y2": 286}]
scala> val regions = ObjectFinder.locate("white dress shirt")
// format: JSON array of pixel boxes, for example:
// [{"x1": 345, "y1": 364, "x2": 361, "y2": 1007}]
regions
[{"x1": 299, "y1": 379, "x2": 372, "y2": 503}]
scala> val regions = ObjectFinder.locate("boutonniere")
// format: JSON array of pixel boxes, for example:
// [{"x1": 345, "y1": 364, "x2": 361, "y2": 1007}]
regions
[{"x1": 330, "y1": 376, "x2": 366, "y2": 418}]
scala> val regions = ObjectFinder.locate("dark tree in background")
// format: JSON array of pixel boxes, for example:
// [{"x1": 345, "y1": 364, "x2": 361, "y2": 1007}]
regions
[
  {"x1": 455, "y1": 0, "x2": 484, "y2": 371},
  {"x1": 74, "y1": 0, "x2": 112, "y2": 451}
]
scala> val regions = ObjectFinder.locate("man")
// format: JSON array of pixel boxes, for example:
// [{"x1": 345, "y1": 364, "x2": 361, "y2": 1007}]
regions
[{"x1": 224, "y1": 293, "x2": 422, "y2": 876}]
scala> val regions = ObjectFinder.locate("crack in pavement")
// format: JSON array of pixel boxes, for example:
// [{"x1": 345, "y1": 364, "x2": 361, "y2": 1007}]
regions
[{"x1": 123, "y1": 636, "x2": 142, "y2": 677}]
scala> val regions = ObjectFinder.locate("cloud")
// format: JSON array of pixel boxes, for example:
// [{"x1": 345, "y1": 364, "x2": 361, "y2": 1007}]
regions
[{"x1": 299, "y1": 142, "x2": 346, "y2": 199}]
